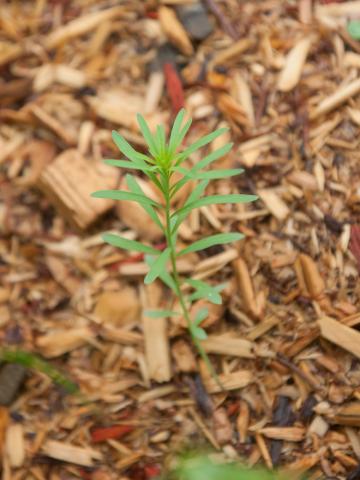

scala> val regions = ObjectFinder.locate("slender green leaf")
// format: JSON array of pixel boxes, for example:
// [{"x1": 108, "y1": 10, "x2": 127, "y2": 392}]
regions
[
  {"x1": 102, "y1": 233, "x2": 159, "y2": 255},
  {"x1": 348, "y1": 20, "x2": 360, "y2": 40},
  {"x1": 192, "y1": 168, "x2": 244, "y2": 180},
  {"x1": 91, "y1": 190, "x2": 163, "y2": 209},
  {"x1": 178, "y1": 232, "x2": 243, "y2": 256},
  {"x1": 144, "y1": 309, "x2": 180, "y2": 318},
  {"x1": 175, "y1": 194, "x2": 258, "y2": 217},
  {"x1": 191, "y1": 326, "x2": 208, "y2": 340},
  {"x1": 104, "y1": 159, "x2": 156, "y2": 172},
  {"x1": 193, "y1": 142, "x2": 233, "y2": 171},
  {"x1": 177, "y1": 127, "x2": 228, "y2": 162},
  {"x1": 145, "y1": 255, "x2": 178, "y2": 293},
  {"x1": 193, "y1": 307, "x2": 208, "y2": 326},
  {"x1": 171, "y1": 180, "x2": 210, "y2": 231},
  {"x1": 125, "y1": 174, "x2": 164, "y2": 231},
  {"x1": 187, "y1": 279, "x2": 225, "y2": 305},
  {"x1": 137, "y1": 114, "x2": 158, "y2": 157},
  {"x1": 168, "y1": 108, "x2": 185, "y2": 153},
  {"x1": 144, "y1": 247, "x2": 171, "y2": 284},
  {"x1": 112, "y1": 131, "x2": 149, "y2": 164}
]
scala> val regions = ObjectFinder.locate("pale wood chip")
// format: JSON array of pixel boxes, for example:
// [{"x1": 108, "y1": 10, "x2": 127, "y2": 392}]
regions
[
  {"x1": 278, "y1": 36, "x2": 313, "y2": 92},
  {"x1": 5, "y1": 424, "x2": 25, "y2": 468},
  {"x1": 257, "y1": 189, "x2": 289, "y2": 220},
  {"x1": 45, "y1": 6, "x2": 125, "y2": 49},
  {"x1": 42, "y1": 440, "x2": 102, "y2": 467},
  {"x1": 310, "y1": 78, "x2": 360, "y2": 119},
  {"x1": 259, "y1": 426, "x2": 305, "y2": 442},
  {"x1": 204, "y1": 370, "x2": 253, "y2": 393},
  {"x1": 36, "y1": 327, "x2": 94, "y2": 358},
  {"x1": 319, "y1": 316, "x2": 360, "y2": 360},
  {"x1": 201, "y1": 334, "x2": 254, "y2": 358},
  {"x1": 158, "y1": 6, "x2": 193, "y2": 56}
]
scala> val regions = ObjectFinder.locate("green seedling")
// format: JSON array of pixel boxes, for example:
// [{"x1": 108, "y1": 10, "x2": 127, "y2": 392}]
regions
[{"x1": 92, "y1": 110, "x2": 257, "y2": 378}]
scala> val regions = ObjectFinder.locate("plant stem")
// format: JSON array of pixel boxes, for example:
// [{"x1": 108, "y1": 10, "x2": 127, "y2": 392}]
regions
[{"x1": 163, "y1": 172, "x2": 221, "y2": 386}]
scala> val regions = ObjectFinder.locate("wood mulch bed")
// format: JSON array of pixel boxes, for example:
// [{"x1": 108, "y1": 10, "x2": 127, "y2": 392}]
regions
[{"x1": 1, "y1": 0, "x2": 360, "y2": 478}]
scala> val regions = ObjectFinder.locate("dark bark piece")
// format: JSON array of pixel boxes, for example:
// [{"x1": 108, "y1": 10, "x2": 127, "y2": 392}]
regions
[
  {"x1": 176, "y1": 3, "x2": 214, "y2": 41},
  {"x1": 0, "y1": 363, "x2": 27, "y2": 406}
]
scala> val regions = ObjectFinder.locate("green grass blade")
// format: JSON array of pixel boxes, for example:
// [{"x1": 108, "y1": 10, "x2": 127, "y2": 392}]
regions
[
  {"x1": 175, "y1": 194, "x2": 257, "y2": 217},
  {"x1": 125, "y1": 174, "x2": 164, "y2": 231},
  {"x1": 178, "y1": 232, "x2": 243, "y2": 256},
  {"x1": 102, "y1": 233, "x2": 159, "y2": 255},
  {"x1": 91, "y1": 190, "x2": 163, "y2": 209},
  {"x1": 144, "y1": 247, "x2": 171, "y2": 284},
  {"x1": 0, "y1": 349, "x2": 78, "y2": 394}
]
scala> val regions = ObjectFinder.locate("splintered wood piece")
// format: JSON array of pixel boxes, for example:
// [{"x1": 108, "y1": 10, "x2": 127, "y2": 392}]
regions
[
  {"x1": 158, "y1": 6, "x2": 193, "y2": 56},
  {"x1": 5, "y1": 424, "x2": 25, "y2": 468},
  {"x1": 213, "y1": 408, "x2": 233, "y2": 445},
  {"x1": 38, "y1": 149, "x2": 116, "y2": 229},
  {"x1": 310, "y1": 78, "x2": 360, "y2": 119},
  {"x1": 204, "y1": 370, "x2": 253, "y2": 393},
  {"x1": 318, "y1": 316, "x2": 360, "y2": 360},
  {"x1": 142, "y1": 284, "x2": 172, "y2": 382},
  {"x1": 211, "y1": 38, "x2": 253, "y2": 67},
  {"x1": 247, "y1": 316, "x2": 279, "y2": 341},
  {"x1": 0, "y1": 41, "x2": 23, "y2": 67},
  {"x1": 29, "y1": 104, "x2": 77, "y2": 145},
  {"x1": 257, "y1": 189, "x2": 290, "y2": 220},
  {"x1": 172, "y1": 339, "x2": 197, "y2": 372},
  {"x1": 296, "y1": 254, "x2": 325, "y2": 299},
  {"x1": 94, "y1": 288, "x2": 141, "y2": 326},
  {"x1": 277, "y1": 37, "x2": 313, "y2": 92},
  {"x1": 233, "y1": 72, "x2": 255, "y2": 126},
  {"x1": 328, "y1": 403, "x2": 360, "y2": 427},
  {"x1": 0, "y1": 407, "x2": 9, "y2": 455},
  {"x1": 36, "y1": 327, "x2": 94, "y2": 358},
  {"x1": 201, "y1": 334, "x2": 254, "y2": 358},
  {"x1": 259, "y1": 427, "x2": 305, "y2": 442},
  {"x1": 233, "y1": 258, "x2": 263, "y2": 319},
  {"x1": 42, "y1": 440, "x2": 102, "y2": 467},
  {"x1": 237, "y1": 400, "x2": 250, "y2": 443},
  {"x1": 45, "y1": 6, "x2": 125, "y2": 49}
]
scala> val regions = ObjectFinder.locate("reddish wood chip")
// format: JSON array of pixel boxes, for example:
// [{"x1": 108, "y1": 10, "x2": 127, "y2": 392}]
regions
[
  {"x1": 91, "y1": 425, "x2": 134, "y2": 443},
  {"x1": 163, "y1": 62, "x2": 185, "y2": 114}
]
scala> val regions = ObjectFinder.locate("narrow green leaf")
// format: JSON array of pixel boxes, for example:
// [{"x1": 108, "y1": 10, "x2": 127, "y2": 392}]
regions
[
  {"x1": 171, "y1": 180, "x2": 210, "y2": 231},
  {"x1": 104, "y1": 159, "x2": 156, "y2": 172},
  {"x1": 191, "y1": 326, "x2": 208, "y2": 340},
  {"x1": 145, "y1": 255, "x2": 178, "y2": 293},
  {"x1": 193, "y1": 142, "x2": 233, "y2": 171},
  {"x1": 348, "y1": 20, "x2": 360, "y2": 40},
  {"x1": 144, "y1": 247, "x2": 171, "y2": 284},
  {"x1": 112, "y1": 131, "x2": 149, "y2": 164},
  {"x1": 192, "y1": 168, "x2": 244, "y2": 180},
  {"x1": 144, "y1": 309, "x2": 180, "y2": 318},
  {"x1": 177, "y1": 127, "x2": 228, "y2": 162},
  {"x1": 91, "y1": 190, "x2": 163, "y2": 209},
  {"x1": 194, "y1": 307, "x2": 208, "y2": 326},
  {"x1": 125, "y1": 174, "x2": 164, "y2": 231},
  {"x1": 187, "y1": 279, "x2": 225, "y2": 305},
  {"x1": 178, "y1": 232, "x2": 244, "y2": 256},
  {"x1": 136, "y1": 114, "x2": 158, "y2": 157},
  {"x1": 102, "y1": 233, "x2": 159, "y2": 255},
  {"x1": 168, "y1": 108, "x2": 185, "y2": 153},
  {"x1": 175, "y1": 194, "x2": 258, "y2": 217}
]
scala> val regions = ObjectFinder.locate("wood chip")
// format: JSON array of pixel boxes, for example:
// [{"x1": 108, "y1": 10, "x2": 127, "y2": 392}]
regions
[
  {"x1": 5, "y1": 423, "x2": 25, "y2": 468},
  {"x1": 42, "y1": 440, "x2": 102, "y2": 467},
  {"x1": 204, "y1": 370, "x2": 253, "y2": 393},
  {"x1": 318, "y1": 316, "x2": 360, "y2": 360},
  {"x1": 278, "y1": 36, "x2": 313, "y2": 92},
  {"x1": 158, "y1": 6, "x2": 193, "y2": 56}
]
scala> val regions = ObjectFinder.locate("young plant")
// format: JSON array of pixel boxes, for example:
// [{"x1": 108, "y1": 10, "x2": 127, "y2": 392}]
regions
[{"x1": 92, "y1": 110, "x2": 257, "y2": 377}]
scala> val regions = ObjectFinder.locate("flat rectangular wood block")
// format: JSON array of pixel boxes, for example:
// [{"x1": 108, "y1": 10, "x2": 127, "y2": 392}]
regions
[{"x1": 39, "y1": 149, "x2": 115, "y2": 229}]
